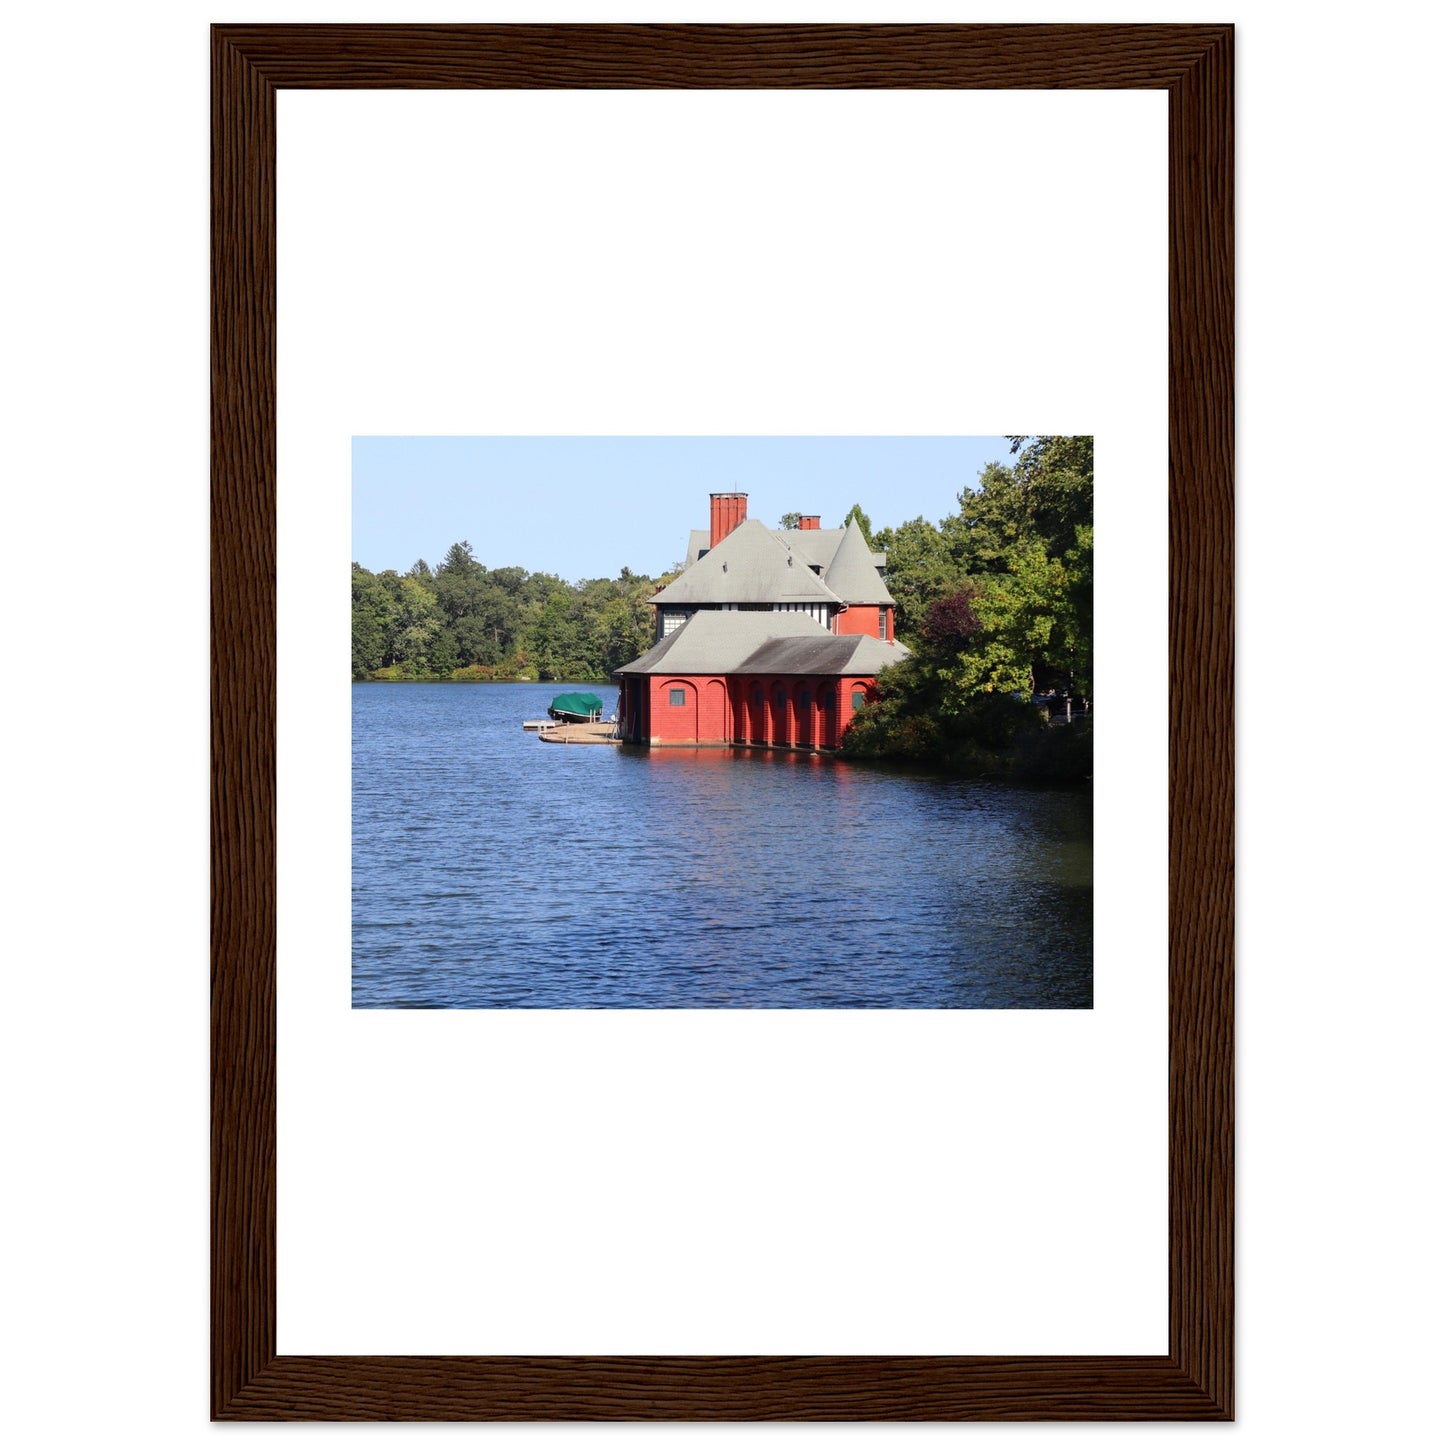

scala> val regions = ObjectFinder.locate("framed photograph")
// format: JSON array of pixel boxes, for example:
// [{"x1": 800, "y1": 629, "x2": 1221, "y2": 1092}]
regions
[{"x1": 213, "y1": 24, "x2": 1232, "y2": 1420}]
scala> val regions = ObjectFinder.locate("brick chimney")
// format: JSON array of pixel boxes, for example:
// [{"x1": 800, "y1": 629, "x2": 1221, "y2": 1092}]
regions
[
  {"x1": 709, "y1": 492, "x2": 748, "y2": 549},
  {"x1": 799, "y1": 515, "x2": 821, "y2": 530}
]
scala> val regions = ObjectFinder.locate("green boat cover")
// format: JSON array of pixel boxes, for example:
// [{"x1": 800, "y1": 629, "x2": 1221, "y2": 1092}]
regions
[{"x1": 547, "y1": 691, "x2": 605, "y2": 719}]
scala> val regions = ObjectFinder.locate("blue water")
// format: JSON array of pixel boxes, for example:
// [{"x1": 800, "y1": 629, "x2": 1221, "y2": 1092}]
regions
[{"x1": 352, "y1": 683, "x2": 1092, "y2": 1008}]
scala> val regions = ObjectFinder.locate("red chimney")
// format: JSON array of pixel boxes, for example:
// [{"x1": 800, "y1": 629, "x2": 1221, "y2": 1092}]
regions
[
  {"x1": 709, "y1": 492, "x2": 748, "y2": 549},
  {"x1": 799, "y1": 515, "x2": 821, "y2": 530}
]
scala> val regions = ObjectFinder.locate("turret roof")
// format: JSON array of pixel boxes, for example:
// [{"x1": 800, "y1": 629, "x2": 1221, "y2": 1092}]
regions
[{"x1": 822, "y1": 519, "x2": 896, "y2": 605}]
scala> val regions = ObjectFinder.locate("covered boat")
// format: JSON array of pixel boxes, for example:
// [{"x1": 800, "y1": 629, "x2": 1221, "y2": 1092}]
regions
[{"x1": 546, "y1": 691, "x2": 605, "y2": 723}]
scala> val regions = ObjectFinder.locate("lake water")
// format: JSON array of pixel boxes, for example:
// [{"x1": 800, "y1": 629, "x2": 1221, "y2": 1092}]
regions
[{"x1": 353, "y1": 683, "x2": 1092, "y2": 1008}]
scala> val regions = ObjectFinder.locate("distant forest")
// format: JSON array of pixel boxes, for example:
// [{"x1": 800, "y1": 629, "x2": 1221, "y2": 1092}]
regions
[
  {"x1": 353, "y1": 436, "x2": 1092, "y2": 775},
  {"x1": 351, "y1": 545, "x2": 667, "y2": 683}
]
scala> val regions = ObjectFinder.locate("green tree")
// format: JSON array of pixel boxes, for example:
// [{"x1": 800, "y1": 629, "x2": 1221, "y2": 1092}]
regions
[
  {"x1": 936, "y1": 540, "x2": 1067, "y2": 703},
  {"x1": 438, "y1": 540, "x2": 480, "y2": 576},
  {"x1": 428, "y1": 626, "x2": 460, "y2": 675},
  {"x1": 872, "y1": 515, "x2": 964, "y2": 642},
  {"x1": 844, "y1": 436, "x2": 1092, "y2": 774},
  {"x1": 530, "y1": 588, "x2": 589, "y2": 680},
  {"x1": 393, "y1": 574, "x2": 442, "y2": 675},
  {"x1": 778, "y1": 511, "x2": 802, "y2": 529},
  {"x1": 351, "y1": 563, "x2": 397, "y2": 678},
  {"x1": 840, "y1": 503, "x2": 875, "y2": 547},
  {"x1": 1007, "y1": 434, "x2": 1094, "y2": 563}
]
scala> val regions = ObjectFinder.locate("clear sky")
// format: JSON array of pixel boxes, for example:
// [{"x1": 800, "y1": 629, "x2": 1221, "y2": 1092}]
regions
[{"x1": 352, "y1": 436, "x2": 1017, "y2": 583}]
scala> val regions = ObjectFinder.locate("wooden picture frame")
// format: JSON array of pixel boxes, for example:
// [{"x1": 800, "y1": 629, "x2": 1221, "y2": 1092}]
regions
[{"x1": 212, "y1": 23, "x2": 1232, "y2": 1421}]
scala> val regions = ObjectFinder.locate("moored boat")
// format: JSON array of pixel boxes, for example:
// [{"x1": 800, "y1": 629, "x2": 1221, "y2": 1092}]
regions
[{"x1": 546, "y1": 691, "x2": 605, "y2": 724}]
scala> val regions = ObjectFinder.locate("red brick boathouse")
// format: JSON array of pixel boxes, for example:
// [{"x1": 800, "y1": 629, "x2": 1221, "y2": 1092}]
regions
[{"x1": 614, "y1": 494, "x2": 908, "y2": 748}]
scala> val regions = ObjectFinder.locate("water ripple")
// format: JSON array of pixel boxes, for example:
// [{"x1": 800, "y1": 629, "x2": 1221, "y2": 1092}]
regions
[{"x1": 353, "y1": 684, "x2": 1092, "y2": 1008}]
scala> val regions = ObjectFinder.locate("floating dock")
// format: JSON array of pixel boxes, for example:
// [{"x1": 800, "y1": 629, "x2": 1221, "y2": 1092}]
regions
[{"x1": 537, "y1": 721, "x2": 621, "y2": 745}]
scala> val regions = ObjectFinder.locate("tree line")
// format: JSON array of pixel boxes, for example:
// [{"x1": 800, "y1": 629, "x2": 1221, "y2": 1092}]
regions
[
  {"x1": 841, "y1": 436, "x2": 1093, "y2": 779},
  {"x1": 352, "y1": 541, "x2": 665, "y2": 682}
]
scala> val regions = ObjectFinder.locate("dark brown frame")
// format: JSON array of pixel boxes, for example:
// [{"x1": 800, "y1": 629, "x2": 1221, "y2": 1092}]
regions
[{"x1": 212, "y1": 23, "x2": 1232, "y2": 1421}]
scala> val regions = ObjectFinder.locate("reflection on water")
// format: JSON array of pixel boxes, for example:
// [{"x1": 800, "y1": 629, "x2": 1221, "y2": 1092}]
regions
[{"x1": 352, "y1": 684, "x2": 1092, "y2": 1008}]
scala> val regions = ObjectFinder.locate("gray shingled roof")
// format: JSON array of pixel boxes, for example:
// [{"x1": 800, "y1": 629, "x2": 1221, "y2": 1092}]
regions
[
  {"x1": 683, "y1": 522, "x2": 889, "y2": 577},
  {"x1": 684, "y1": 529, "x2": 711, "y2": 567},
  {"x1": 734, "y1": 631, "x2": 907, "y2": 675},
  {"x1": 777, "y1": 527, "x2": 845, "y2": 569},
  {"x1": 614, "y1": 610, "x2": 829, "y2": 675},
  {"x1": 614, "y1": 610, "x2": 908, "y2": 677},
  {"x1": 823, "y1": 519, "x2": 896, "y2": 605},
  {"x1": 651, "y1": 519, "x2": 842, "y2": 606}
]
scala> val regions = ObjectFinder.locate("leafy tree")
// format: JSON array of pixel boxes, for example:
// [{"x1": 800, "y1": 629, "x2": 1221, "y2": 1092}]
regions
[
  {"x1": 438, "y1": 540, "x2": 480, "y2": 577},
  {"x1": 453, "y1": 614, "x2": 501, "y2": 668},
  {"x1": 351, "y1": 563, "x2": 397, "y2": 678},
  {"x1": 944, "y1": 461, "x2": 1029, "y2": 575},
  {"x1": 428, "y1": 626, "x2": 460, "y2": 675},
  {"x1": 779, "y1": 512, "x2": 802, "y2": 529},
  {"x1": 840, "y1": 503, "x2": 875, "y2": 548},
  {"x1": 844, "y1": 436, "x2": 1093, "y2": 775},
  {"x1": 921, "y1": 586, "x2": 982, "y2": 651},
  {"x1": 392, "y1": 575, "x2": 442, "y2": 674},
  {"x1": 873, "y1": 515, "x2": 965, "y2": 641},
  {"x1": 937, "y1": 540, "x2": 1067, "y2": 703},
  {"x1": 1007, "y1": 435, "x2": 1094, "y2": 563}
]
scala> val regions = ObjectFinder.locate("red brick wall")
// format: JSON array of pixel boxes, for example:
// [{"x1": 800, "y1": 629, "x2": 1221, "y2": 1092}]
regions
[
  {"x1": 630, "y1": 670, "x2": 880, "y2": 748},
  {"x1": 648, "y1": 677, "x2": 699, "y2": 744},
  {"x1": 835, "y1": 605, "x2": 894, "y2": 641},
  {"x1": 646, "y1": 675, "x2": 734, "y2": 745}
]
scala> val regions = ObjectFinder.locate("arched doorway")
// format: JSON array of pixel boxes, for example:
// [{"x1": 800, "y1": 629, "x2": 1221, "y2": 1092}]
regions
[
  {"x1": 770, "y1": 681, "x2": 790, "y2": 747},
  {"x1": 794, "y1": 681, "x2": 815, "y2": 750}
]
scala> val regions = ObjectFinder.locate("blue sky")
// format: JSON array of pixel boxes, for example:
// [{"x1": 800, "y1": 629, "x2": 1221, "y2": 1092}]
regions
[{"x1": 352, "y1": 436, "x2": 1017, "y2": 583}]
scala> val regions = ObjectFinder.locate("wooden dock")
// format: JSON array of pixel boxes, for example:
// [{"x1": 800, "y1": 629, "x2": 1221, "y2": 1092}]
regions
[{"x1": 537, "y1": 721, "x2": 621, "y2": 745}]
